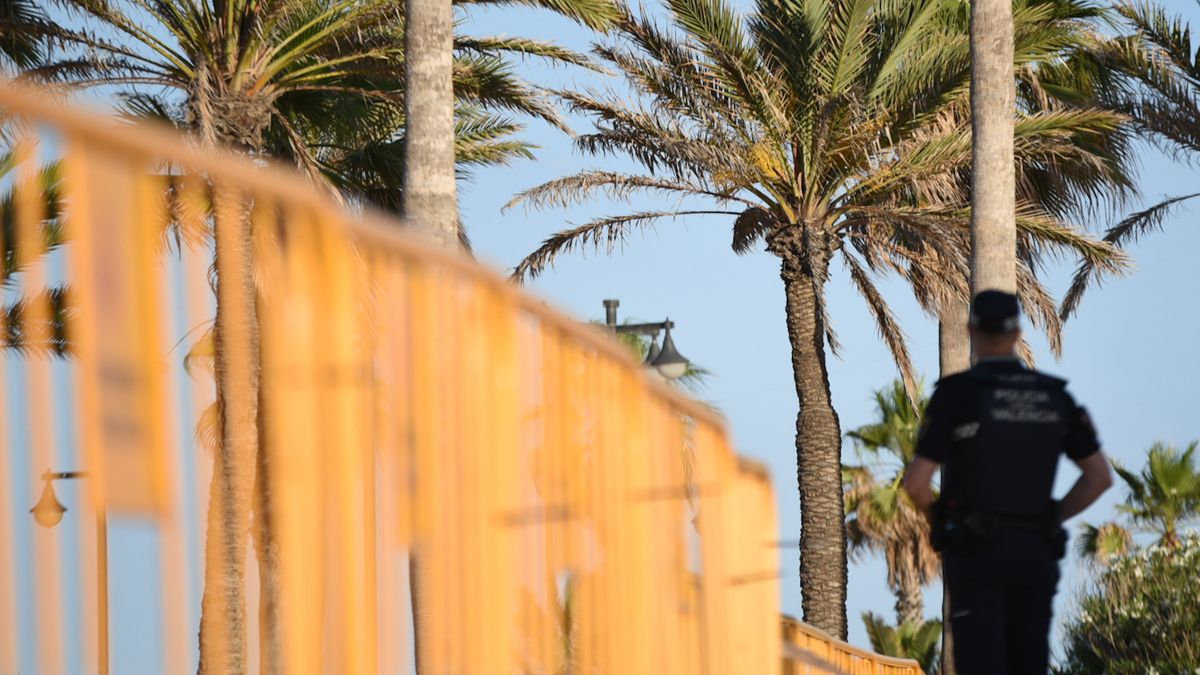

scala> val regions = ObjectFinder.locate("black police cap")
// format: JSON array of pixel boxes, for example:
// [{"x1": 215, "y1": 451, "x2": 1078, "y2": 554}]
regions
[{"x1": 969, "y1": 289, "x2": 1020, "y2": 334}]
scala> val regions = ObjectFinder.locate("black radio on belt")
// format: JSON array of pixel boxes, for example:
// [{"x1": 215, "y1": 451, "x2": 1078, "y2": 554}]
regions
[{"x1": 930, "y1": 499, "x2": 994, "y2": 553}]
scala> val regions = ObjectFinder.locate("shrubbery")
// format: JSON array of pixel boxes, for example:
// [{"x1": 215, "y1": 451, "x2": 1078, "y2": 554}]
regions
[{"x1": 1058, "y1": 535, "x2": 1200, "y2": 674}]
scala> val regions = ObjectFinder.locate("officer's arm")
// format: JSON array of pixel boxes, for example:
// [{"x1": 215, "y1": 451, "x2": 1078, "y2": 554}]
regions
[
  {"x1": 1057, "y1": 402, "x2": 1111, "y2": 521},
  {"x1": 1058, "y1": 452, "x2": 1113, "y2": 521},
  {"x1": 904, "y1": 381, "x2": 956, "y2": 522},
  {"x1": 903, "y1": 457, "x2": 939, "y2": 523}
]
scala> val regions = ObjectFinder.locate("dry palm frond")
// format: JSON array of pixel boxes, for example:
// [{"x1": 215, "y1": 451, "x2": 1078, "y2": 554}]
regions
[
  {"x1": 512, "y1": 209, "x2": 740, "y2": 281},
  {"x1": 1054, "y1": 0, "x2": 1200, "y2": 318},
  {"x1": 731, "y1": 206, "x2": 775, "y2": 254},
  {"x1": 503, "y1": 170, "x2": 751, "y2": 213},
  {"x1": 1016, "y1": 262, "x2": 1063, "y2": 357},
  {"x1": 1060, "y1": 192, "x2": 1199, "y2": 319},
  {"x1": 1076, "y1": 521, "x2": 1133, "y2": 565},
  {"x1": 843, "y1": 254, "x2": 918, "y2": 405}
]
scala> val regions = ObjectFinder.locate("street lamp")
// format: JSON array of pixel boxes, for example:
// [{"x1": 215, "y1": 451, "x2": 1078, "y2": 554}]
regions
[
  {"x1": 30, "y1": 471, "x2": 108, "y2": 675},
  {"x1": 603, "y1": 299, "x2": 691, "y2": 380}
]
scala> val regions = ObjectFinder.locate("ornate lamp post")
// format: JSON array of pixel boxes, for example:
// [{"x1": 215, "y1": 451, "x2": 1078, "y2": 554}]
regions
[
  {"x1": 602, "y1": 299, "x2": 690, "y2": 380},
  {"x1": 30, "y1": 471, "x2": 108, "y2": 675}
]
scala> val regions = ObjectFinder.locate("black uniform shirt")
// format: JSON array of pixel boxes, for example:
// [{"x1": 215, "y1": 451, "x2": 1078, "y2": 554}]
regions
[{"x1": 915, "y1": 357, "x2": 1100, "y2": 515}]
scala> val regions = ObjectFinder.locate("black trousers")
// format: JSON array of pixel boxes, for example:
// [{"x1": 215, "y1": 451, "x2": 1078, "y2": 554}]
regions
[{"x1": 944, "y1": 526, "x2": 1061, "y2": 675}]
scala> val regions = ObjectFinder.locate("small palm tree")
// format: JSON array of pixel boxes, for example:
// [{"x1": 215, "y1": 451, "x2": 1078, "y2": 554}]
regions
[
  {"x1": 1078, "y1": 442, "x2": 1200, "y2": 563},
  {"x1": 863, "y1": 612, "x2": 941, "y2": 674},
  {"x1": 1112, "y1": 442, "x2": 1200, "y2": 548},
  {"x1": 844, "y1": 380, "x2": 938, "y2": 626}
]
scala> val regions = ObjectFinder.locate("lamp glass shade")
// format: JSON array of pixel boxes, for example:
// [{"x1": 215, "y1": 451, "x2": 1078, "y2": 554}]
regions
[
  {"x1": 655, "y1": 361, "x2": 688, "y2": 380},
  {"x1": 651, "y1": 323, "x2": 689, "y2": 380},
  {"x1": 643, "y1": 335, "x2": 661, "y2": 366},
  {"x1": 30, "y1": 480, "x2": 67, "y2": 528}
]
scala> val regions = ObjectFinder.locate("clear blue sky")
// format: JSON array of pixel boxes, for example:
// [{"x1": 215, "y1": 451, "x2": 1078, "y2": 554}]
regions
[{"x1": 4, "y1": 0, "x2": 1200, "y2": 672}]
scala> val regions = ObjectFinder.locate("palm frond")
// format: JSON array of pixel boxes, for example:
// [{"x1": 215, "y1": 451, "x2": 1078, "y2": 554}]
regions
[
  {"x1": 1, "y1": 157, "x2": 66, "y2": 285},
  {"x1": 1015, "y1": 262, "x2": 1063, "y2": 357},
  {"x1": 1060, "y1": 192, "x2": 1200, "y2": 319},
  {"x1": 1075, "y1": 521, "x2": 1133, "y2": 564},
  {"x1": 504, "y1": 170, "x2": 750, "y2": 213},
  {"x1": 731, "y1": 206, "x2": 774, "y2": 254},
  {"x1": 843, "y1": 254, "x2": 918, "y2": 405},
  {"x1": 461, "y1": 0, "x2": 621, "y2": 30},
  {"x1": 0, "y1": 0, "x2": 52, "y2": 70},
  {"x1": 512, "y1": 209, "x2": 739, "y2": 281},
  {"x1": 0, "y1": 284, "x2": 71, "y2": 358},
  {"x1": 455, "y1": 35, "x2": 604, "y2": 71},
  {"x1": 454, "y1": 55, "x2": 569, "y2": 130}
]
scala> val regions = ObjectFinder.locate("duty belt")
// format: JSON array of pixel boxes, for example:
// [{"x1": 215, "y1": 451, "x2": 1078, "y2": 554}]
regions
[{"x1": 982, "y1": 512, "x2": 1050, "y2": 530}]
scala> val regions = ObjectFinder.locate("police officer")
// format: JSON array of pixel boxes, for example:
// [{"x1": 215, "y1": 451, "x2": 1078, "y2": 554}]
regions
[{"x1": 903, "y1": 290, "x2": 1113, "y2": 674}]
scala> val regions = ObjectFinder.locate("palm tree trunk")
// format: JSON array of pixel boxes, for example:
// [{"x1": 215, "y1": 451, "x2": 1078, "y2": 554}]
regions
[
  {"x1": 1162, "y1": 522, "x2": 1179, "y2": 548},
  {"x1": 253, "y1": 372, "x2": 282, "y2": 675},
  {"x1": 895, "y1": 575, "x2": 924, "y2": 627},
  {"x1": 938, "y1": 299, "x2": 971, "y2": 377},
  {"x1": 962, "y1": 0, "x2": 1016, "y2": 665},
  {"x1": 408, "y1": 555, "x2": 426, "y2": 673},
  {"x1": 403, "y1": 0, "x2": 459, "y2": 248},
  {"x1": 198, "y1": 194, "x2": 261, "y2": 675},
  {"x1": 969, "y1": 0, "x2": 1017, "y2": 295},
  {"x1": 936, "y1": 298, "x2": 969, "y2": 675},
  {"x1": 778, "y1": 240, "x2": 847, "y2": 639},
  {"x1": 403, "y1": 0, "x2": 459, "y2": 666}
]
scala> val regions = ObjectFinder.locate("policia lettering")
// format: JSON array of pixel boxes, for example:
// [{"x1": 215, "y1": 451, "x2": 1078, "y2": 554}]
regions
[
  {"x1": 913, "y1": 291, "x2": 1102, "y2": 675},
  {"x1": 991, "y1": 386, "x2": 1060, "y2": 424}
]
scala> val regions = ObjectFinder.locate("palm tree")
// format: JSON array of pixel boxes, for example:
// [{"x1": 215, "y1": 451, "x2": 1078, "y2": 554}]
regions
[
  {"x1": 1061, "y1": 1, "x2": 1200, "y2": 318},
  {"x1": 507, "y1": 0, "x2": 1128, "y2": 637},
  {"x1": 1112, "y1": 442, "x2": 1199, "y2": 548},
  {"x1": 863, "y1": 613, "x2": 942, "y2": 674},
  {"x1": 844, "y1": 380, "x2": 938, "y2": 626},
  {"x1": 32, "y1": 1, "x2": 605, "y2": 670},
  {"x1": 1078, "y1": 442, "x2": 1200, "y2": 564}
]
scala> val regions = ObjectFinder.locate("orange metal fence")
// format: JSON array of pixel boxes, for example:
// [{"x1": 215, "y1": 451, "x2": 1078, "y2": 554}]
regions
[
  {"x1": 782, "y1": 617, "x2": 925, "y2": 674},
  {"x1": 0, "y1": 83, "x2": 919, "y2": 675}
]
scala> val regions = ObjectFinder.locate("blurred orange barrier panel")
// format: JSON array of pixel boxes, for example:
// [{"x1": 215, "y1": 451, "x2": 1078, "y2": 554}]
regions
[{"x1": 0, "y1": 82, "x2": 921, "y2": 675}]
